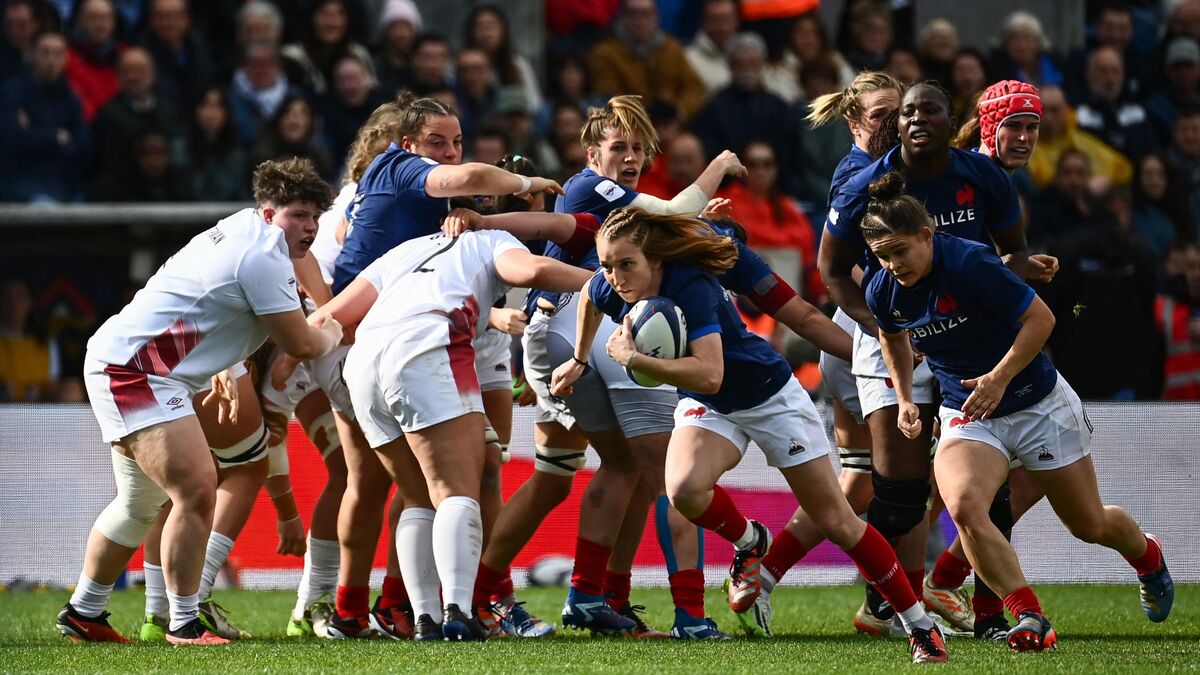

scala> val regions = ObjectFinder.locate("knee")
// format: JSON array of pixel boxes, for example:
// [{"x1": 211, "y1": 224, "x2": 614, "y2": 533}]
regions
[
  {"x1": 1065, "y1": 517, "x2": 1107, "y2": 545},
  {"x1": 943, "y1": 492, "x2": 991, "y2": 534},
  {"x1": 173, "y1": 477, "x2": 217, "y2": 516},
  {"x1": 868, "y1": 474, "x2": 930, "y2": 539},
  {"x1": 665, "y1": 474, "x2": 707, "y2": 516}
]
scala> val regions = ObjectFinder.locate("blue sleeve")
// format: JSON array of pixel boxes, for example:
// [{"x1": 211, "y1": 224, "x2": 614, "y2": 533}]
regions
[
  {"x1": 960, "y1": 248, "x2": 1035, "y2": 322},
  {"x1": 865, "y1": 277, "x2": 900, "y2": 334},
  {"x1": 333, "y1": 202, "x2": 397, "y2": 293},
  {"x1": 823, "y1": 185, "x2": 868, "y2": 246},
  {"x1": 672, "y1": 273, "x2": 724, "y2": 342},
  {"x1": 562, "y1": 174, "x2": 638, "y2": 220},
  {"x1": 983, "y1": 160, "x2": 1021, "y2": 233},
  {"x1": 393, "y1": 153, "x2": 439, "y2": 198},
  {"x1": 588, "y1": 270, "x2": 624, "y2": 319},
  {"x1": 721, "y1": 239, "x2": 774, "y2": 296}
]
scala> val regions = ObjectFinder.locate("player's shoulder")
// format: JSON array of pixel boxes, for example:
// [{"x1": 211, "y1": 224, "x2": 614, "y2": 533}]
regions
[
  {"x1": 936, "y1": 233, "x2": 994, "y2": 272},
  {"x1": 361, "y1": 145, "x2": 434, "y2": 187},
  {"x1": 950, "y1": 147, "x2": 1008, "y2": 183},
  {"x1": 564, "y1": 169, "x2": 629, "y2": 206}
]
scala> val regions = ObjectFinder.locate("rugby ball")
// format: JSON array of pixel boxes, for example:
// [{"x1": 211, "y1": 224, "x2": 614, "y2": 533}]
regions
[
  {"x1": 527, "y1": 555, "x2": 574, "y2": 587},
  {"x1": 625, "y1": 297, "x2": 688, "y2": 387}
]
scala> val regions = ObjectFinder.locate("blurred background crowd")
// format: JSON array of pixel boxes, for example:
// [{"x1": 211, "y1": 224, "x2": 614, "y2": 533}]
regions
[{"x1": 2, "y1": 0, "x2": 1199, "y2": 404}]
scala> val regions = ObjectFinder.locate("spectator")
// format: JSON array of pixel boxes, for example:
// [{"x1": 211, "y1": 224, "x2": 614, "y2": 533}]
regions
[
  {"x1": 989, "y1": 10, "x2": 1064, "y2": 88},
  {"x1": 1168, "y1": 107, "x2": 1200, "y2": 238},
  {"x1": 691, "y1": 32, "x2": 799, "y2": 195},
  {"x1": 548, "y1": 100, "x2": 584, "y2": 155},
  {"x1": 1155, "y1": 240, "x2": 1200, "y2": 399},
  {"x1": 1132, "y1": 153, "x2": 1193, "y2": 262},
  {"x1": 65, "y1": 0, "x2": 125, "y2": 121},
  {"x1": 917, "y1": 18, "x2": 959, "y2": 88},
  {"x1": 949, "y1": 48, "x2": 990, "y2": 121},
  {"x1": 405, "y1": 32, "x2": 451, "y2": 95},
  {"x1": 374, "y1": 0, "x2": 421, "y2": 95},
  {"x1": 1026, "y1": 84, "x2": 1133, "y2": 189},
  {"x1": 469, "y1": 124, "x2": 507, "y2": 165},
  {"x1": 139, "y1": 0, "x2": 212, "y2": 107},
  {"x1": 885, "y1": 46, "x2": 922, "y2": 86},
  {"x1": 222, "y1": 1, "x2": 300, "y2": 84},
  {"x1": 843, "y1": 0, "x2": 891, "y2": 72},
  {"x1": 1147, "y1": 38, "x2": 1200, "y2": 138},
  {"x1": 250, "y1": 95, "x2": 334, "y2": 181},
  {"x1": 0, "y1": 31, "x2": 90, "y2": 202},
  {"x1": 90, "y1": 129, "x2": 192, "y2": 201},
  {"x1": 452, "y1": 46, "x2": 496, "y2": 143},
  {"x1": 1029, "y1": 148, "x2": 1099, "y2": 250},
  {"x1": 764, "y1": 11, "x2": 854, "y2": 104},
  {"x1": 464, "y1": 4, "x2": 541, "y2": 113},
  {"x1": 282, "y1": 0, "x2": 373, "y2": 96},
  {"x1": 794, "y1": 55, "x2": 854, "y2": 206},
  {"x1": 317, "y1": 53, "x2": 386, "y2": 174},
  {"x1": 494, "y1": 85, "x2": 558, "y2": 178},
  {"x1": 637, "y1": 130, "x2": 705, "y2": 199},
  {"x1": 1073, "y1": 2, "x2": 1150, "y2": 101},
  {"x1": 1, "y1": 0, "x2": 42, "y2": 82},
  {"x1": 533, "y1": 51, "x2": 603, "y2": 137},
  {"x1": 228, "y1": 40, "x2": 305, "y2": 148},
  {"x1": 715, "y1": 139, "x2": 818, "y2": 296},
  {"x1": 183, "y1": 85, "x2": 249, "y2": 201},
  {"x1": 685, "y1": 0, "x2": 739, "y2": 96},
  {"x1": 0, "y1": 278, "x2": 62, "y2": 402},
  {"x1": 91, "y1": 46, "x2": 183, "y2": 185},
  {"x1": 587, "y1": 0, "x2": 705, "y2": 118},
  {"x1": 1074, "y1": 45, "x2": 1161, "y2": 160}
]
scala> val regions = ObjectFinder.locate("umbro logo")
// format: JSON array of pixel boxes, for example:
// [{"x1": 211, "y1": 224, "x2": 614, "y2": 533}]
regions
[{"x1": 166, "y1": 396, "x2": 185, "y2": 411}]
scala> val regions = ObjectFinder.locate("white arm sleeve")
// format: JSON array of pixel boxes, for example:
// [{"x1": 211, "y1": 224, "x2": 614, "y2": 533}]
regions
[{"x1": 629, "y1": 184, "x2": 710, "y2": 216}]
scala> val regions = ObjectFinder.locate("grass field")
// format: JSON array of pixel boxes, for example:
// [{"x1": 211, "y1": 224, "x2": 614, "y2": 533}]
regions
[{"x1": 2, "y1": 584, "x2": 1197, "y2": 672}]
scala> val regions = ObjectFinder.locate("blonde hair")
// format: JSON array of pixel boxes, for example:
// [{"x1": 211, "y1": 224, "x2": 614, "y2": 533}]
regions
[
  {"x1": 580, "y1": 95, "x2": 660, "y2": 160},
  {"x1": 599, "y1": 207, "x2": 738, "y2": 274},
  {"x1": 807, "y1": 70, "x2": 904, "y2": 128},
  {"x1": 344, "y1": 102, "x2": 404, "y2": 182}
]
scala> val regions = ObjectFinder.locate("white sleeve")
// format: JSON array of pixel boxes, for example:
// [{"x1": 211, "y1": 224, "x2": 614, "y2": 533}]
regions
[
  {"x1": 237, "y1": 245, "x2": 302, "y2": 316},
  {"x1": 629, "y1": 184, "x2": 710, "y2": 216},
  {"x1": 357, "y1": 255, "x2": 387, "y2": 291},
  {"x1": 487, "y1": 230, "x2": 529, "y2": 263}
]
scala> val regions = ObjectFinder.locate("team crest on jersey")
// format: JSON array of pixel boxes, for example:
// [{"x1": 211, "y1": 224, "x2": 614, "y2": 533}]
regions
[
  {"x1": 935, "y1": 293, "x2": 958, "y2": 316},
  {"x1": 827, "y1": 208, "x2": 839, "y2": 225},
  {"x1": 595, "y1": 180, "x2": 626, "y2": 202},
  {"x1": 955, "y1": 183, "x2": 975, "y2": 207}
]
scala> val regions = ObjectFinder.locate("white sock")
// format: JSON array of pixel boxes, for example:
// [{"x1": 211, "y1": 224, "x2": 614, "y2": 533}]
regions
[
  {"x1": 293, "y1": 536, "x2": 340, "y2": 617},
  {"x1": 897, "y1": 601, "x2": 934, "y2": 633},
  {"x1": 167, "y1": 590, "x2": 200, "y2": 631},
  {"x1": 70, "y1": 574, "x2": 114, "y2": 618},
  {"x1": 431, "y1": 496, "x2": 482, "y2": 614},
  {"x1": 397, "y1": 508, "x2": 440, "y2": 620},
  {"x1": 198, "y1": 531, "x2": 235, "y2": 600},
  {"x1": 143, "y1": 563, "x2": 168, "y2": 618},
  {"x1": 761, "y1": 568, "x2": 778, "y2": 593},
  {"x1": 733, "y1": 520, "x2": 757, "y2": 550}
]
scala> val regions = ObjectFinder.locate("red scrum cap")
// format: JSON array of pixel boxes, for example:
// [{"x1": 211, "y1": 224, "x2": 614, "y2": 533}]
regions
[{"x1": 977, "y1": 80, "x2": 1042, "y2": 158}]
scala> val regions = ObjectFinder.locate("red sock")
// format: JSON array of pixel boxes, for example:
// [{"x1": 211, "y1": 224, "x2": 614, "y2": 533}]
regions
[
  {"x1": 931, "y1": 549, "x2": 973, "y2": 588},
  {"x1": 1003, "y1": 586, "x2": 1042, "y2": 618},
  {"x1": 603, "y1": 571, "x2": 632, "y2": 610},
  {"x1": 1124, "y1": 535, "x2": 1162, "y2": 577},
  {"x1": 570, "y1": 537, "x2": 611, "y2": 596},
  {"x1": 474, "y1": 563, "x2": 507, "y2": 607},
  {"x1": 492, "y1": 567, "x2": 516, "y2": 604},
  {"x1": 972, "y1": 592, "x2": 1005, "y2": 619},
  {"x1": 846, "y1": 525, "x2": 919, "y2": 613},
  {"x1": 378, "y1": 574, "x2": 408, "y2": 610},
  {"x1": 689, "y1": 486, "x2": 749, "y2": 544},
  {"x1": 906, "y1": 568, "x2": 925, "y2": 599},
  {"x1": 336, "y1": 585, "x2": 370, "y2": 620},
  {"x1": 669, "y1": 568, "x2": 706, "y2": 618},
  {"x1": 761, "y1": 528, "x2": 807, "y2": 583}
]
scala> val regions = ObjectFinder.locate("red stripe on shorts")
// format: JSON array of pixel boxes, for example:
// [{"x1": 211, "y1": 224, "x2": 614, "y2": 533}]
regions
[
  {"x1": 104, "y1": 363, "x2": 159, "y2": 417},
  {"x1": 446, "y1": 298, "x2": 481, "y2": 395}
]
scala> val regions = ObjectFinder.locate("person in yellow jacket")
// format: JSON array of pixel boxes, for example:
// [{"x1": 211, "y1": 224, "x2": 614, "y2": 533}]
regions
[{"x1": 1027, "y1": 84, "x2": 1132, "y2": 188}]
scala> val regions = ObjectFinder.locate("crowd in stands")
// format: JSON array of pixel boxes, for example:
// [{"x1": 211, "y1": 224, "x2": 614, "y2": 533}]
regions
[{"x1": 2, "y1": 0, "x2": 1200, "y2": 402}]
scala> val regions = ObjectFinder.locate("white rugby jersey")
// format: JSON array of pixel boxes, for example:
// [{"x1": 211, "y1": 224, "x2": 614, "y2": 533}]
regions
[
  {"x1": 355, "y1": 230, "x2": 526, "y2": 345},
  {"x1": 311, "y1": 182, "x2": 356, "y2": 286},
  {"x1": 87, "y1": 208, "x2": 301, "y2": 393}
]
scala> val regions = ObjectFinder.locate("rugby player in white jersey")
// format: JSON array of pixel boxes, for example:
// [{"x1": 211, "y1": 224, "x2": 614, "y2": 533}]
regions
[{"x1": 58, "y1": 158, "x2": 344, "y2": 645}]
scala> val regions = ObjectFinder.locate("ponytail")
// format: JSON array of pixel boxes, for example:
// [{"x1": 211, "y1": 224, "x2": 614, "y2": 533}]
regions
[
  {"x1": 806, "y1": 70, "x2": 904, "y2": 129},
  {"x1": 599, "y1": 207, "x2": 738, "y2": 274},
  {"x1": 859, "y1": 172, "x2": 934, "y2": 242}
]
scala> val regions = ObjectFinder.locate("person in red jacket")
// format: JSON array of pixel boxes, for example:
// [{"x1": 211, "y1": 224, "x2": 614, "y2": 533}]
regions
[{"x1": 65, "y1": 0, "x2": 126, "y2": 121}]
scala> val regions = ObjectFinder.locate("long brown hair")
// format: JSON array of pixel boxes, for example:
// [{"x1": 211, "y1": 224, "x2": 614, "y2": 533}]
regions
[
  {"x1": 599, "y1": 207, "x2": 738, "y2": 274},
  {"x1": 580, "y1": 95, "x2": 660, "y2": 160},
  {"x1": 344, "y1": 101, "x2": 403, "y2": 182}
]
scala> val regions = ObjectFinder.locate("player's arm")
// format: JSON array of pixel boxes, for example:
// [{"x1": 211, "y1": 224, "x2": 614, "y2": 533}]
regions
[
  {"x1": 550, "y1": 281, "x2": 607, "y2": 396},
  {"x1": 611, "y1": 325, "x2": 724, "y2": 394},
  {"x1": 265, "y1": 473, "x2": 305, "y2": 556},
  {"x1": 259, "y1": 308, "x2": 343, "y2": 360},
  {"x1": 494, "y1": 249, "x2": 594, "y2": 293},
  {"x1": 425, "y1": 163, "x2": 562, "y2": 199},
  {"x1": 629, "y1": 150, "x2": 747, "y2": 215},
  {"x1": 961, "y1": 294, "x2": 1055, "y2": 421},
  {"x1": 878, "y1": 328, "x2": 921, "y2": 438},
  {"x1": 772, "y1": 297, "x2": 853, "y2": 362},
  {"x1": 293, "y1": 252, "x2": 332, "y2": 307},
  {"x1": 992, "y1": 222, "x2": 1030, "y2": 282},
  {"x1": 443, "y1": 209, "x2": 596, "y2": 247},
  {"x1": 818, "y1": 227, "x2": 878, "y2": 335}
]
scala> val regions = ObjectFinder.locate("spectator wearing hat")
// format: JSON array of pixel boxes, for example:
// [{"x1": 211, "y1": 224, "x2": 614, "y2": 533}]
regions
[
  {"x1": 374, "y1": 0, "x2": 421, "y2": 95},
  {"x1": 1075, "y1": 45, "x2": 1163, "y2": 160},
  {"x1": 1147, "y1": 38, "x2": 1200, "y2": 138},
  {"x1": 494, "y1": 85, "x2": 559, "y2": 177},
  {"x1": 588, "y1": 0, "x2": 705, "y2": 118}
]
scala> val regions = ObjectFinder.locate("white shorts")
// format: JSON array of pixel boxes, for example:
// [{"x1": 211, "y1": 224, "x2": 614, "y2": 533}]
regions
[
  {"x1": 674, "y1": 378, "x2": 831, "y2": 469},
  {"x1": 857, "y1": 365, "x2": 936, "y2": 418},
  {"x1": 522, "y1": 308, "x2": 579, "y2": 429},
  {"x1": 84, "y1": 358, "x2": 198, "y2": 443},
  {"x1": 819, "y1": 309, "x2": 864, "y2": 423},
  {"x1": 474, "y1": 328, "x2": 512, "y2": 393},
  {"x1": 344, "y1": 315, "x2": 484, "y2": 448},
  {"x1": 260, "y1": 344, "x2": 354, "y2": 417},
  {"x1": 938, "y1": 373, "x2": 1092, "y2": 472}
]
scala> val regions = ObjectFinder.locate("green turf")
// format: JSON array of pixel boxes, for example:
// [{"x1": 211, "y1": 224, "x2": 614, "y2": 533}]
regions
[{"x1": 2, "y1": 585, "x2": 1196, "y2": 672}]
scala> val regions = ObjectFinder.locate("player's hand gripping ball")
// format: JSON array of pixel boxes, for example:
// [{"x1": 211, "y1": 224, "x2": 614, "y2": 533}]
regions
[{"x1": 621, "y1": 297, "x2": 687, "y2": 387}]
